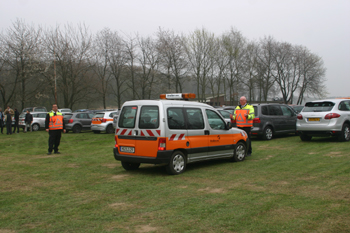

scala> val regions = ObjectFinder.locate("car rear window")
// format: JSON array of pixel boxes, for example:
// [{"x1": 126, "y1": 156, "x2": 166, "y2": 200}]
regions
[
  {"x1": 119, "y1": 106, "x2": 138, "y2": 128},
  {"x1": 64, "y1": 114, "x2": 73, "y2": 119},
  {"x1": 303, "y1": 102, "x2": 335, "y2": 112},
  {"x1": 94, "y1": 113, "x2": 105, "y2": 118}
]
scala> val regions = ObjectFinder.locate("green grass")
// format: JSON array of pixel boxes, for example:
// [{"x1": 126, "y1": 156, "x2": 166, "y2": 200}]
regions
[{"x1": 0, "y1": 131, "x2": 349, "y2": 233}]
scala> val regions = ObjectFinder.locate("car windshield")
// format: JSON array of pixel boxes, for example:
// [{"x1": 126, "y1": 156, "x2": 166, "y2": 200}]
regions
[
  {"x1": 218, "y1": 110, "x2": 231, "y2": 118},
  {"x1": 303, "y1": 102, "x2": 335, "y2": 112}
]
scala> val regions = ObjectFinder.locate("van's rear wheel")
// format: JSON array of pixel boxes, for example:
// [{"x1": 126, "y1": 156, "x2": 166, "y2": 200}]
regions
[
  {"x1": 106, "y1": 124, "x2": 114, "y2": 134},
  {"x1": 231, "y1": 142, "x2": 246, "y2": 162},
  {"x1": 121, "y1": 162, "x2": 140, "y2": 170},
  {"x1": 166, "y1": 151, "x2": 186, "y2": 175},
  {"x1": 262, "y1": 126, "x2": 273, "y2": 140}
]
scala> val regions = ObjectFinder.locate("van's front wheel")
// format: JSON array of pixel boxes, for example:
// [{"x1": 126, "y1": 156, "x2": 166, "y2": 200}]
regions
[
  {"x1": 166, "y1": 151, "x2": 186, "y2": 175},
  {"x1": 121, "y1": 162, "x2": 140, "y2": 170},
  {"x1": 231, "y1": 142, "x2": 246, "y2": 162}
]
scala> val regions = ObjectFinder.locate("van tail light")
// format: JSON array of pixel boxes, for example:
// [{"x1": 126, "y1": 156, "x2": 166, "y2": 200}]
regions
[
  {"x1": 115, "y1": 135, "x2": 118, "y2": 148},
  {"x1": 253, "y1": 118, "x2": 261, "y2": 123},
  {"x1": 325, "y1": 113, "x2": 340, "y2": 119},
  {"x1": 101, "y1": 118, "x2": 107, "y2": 123},
  {"x1": 158, "y1": 138, "x2": 166, "y2": 151},
  {"x1": 68, "y1": 119, "x2": 73, "y2": 123},
  {"x1": 297, "y1": 114, "x2": 303, "y2": 120}
]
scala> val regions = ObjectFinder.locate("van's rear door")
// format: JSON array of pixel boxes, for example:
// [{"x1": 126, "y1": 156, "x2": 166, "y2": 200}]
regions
[{"x1": 116, "y1": 106, "x2": 138, "y2": 155}]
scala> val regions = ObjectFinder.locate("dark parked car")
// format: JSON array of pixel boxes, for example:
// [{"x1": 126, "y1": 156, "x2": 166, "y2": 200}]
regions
[
  {"x1": 251, "y1": 103, "x2": 297, "y2": 140},
  {"x1": 64, "y1": 112, "x2": 94, "y2": 133}
]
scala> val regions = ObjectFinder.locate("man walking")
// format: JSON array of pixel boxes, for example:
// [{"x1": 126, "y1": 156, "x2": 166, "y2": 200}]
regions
[
  {"x1": 45, "y1": 104, "x2": 66, "y2": 155},
  {"x1": 231, "y1": 96, "x2": 255, "y2": 156},
  {"x1": 5, "y1": 110, "x2": 13, "y2": 135},
  {"x1": 24, "y1": 110, "x2": 33, "y2": 132}
]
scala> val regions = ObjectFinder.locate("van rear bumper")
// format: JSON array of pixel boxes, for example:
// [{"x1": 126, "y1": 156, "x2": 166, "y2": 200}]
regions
[{"x1": 113, "y1": 148, "x2": 172, "y2": 164}]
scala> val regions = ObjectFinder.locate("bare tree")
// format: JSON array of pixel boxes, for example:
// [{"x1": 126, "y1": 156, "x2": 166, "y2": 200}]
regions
[
  {"x1": 184, "y1": 28, "x2": 216, "y2": 102},
  {"x1": 124, "y1": 34, "x2": 138, "y2": 100},
  {"x1": 45, "y1": 23, "x2": 94, "y2": 109}
]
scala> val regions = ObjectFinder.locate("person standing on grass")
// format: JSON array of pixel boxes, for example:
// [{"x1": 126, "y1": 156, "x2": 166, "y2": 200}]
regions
[
  {"x1": 13, "y1": 108, "x2": 20, "y2": 133},
  {"x1": 0, "y1": 108, "x2": 4, "y2": 134},
  {"x1": 45, "y1": 104, "x2": 66, "y2": 155},
  {"x1": 24, "y1": 110, "x2": 33, "y2": 132},
  {"x1": 231, "y1": 96, "x2": 255, "y2": 156},
  {"x1": 5, "y1": 110, "x2": 13, "y2": 135}
]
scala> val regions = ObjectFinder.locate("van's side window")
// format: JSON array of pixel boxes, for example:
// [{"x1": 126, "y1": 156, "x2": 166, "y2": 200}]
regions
[
  {"x1": 119, "y1": 106, "x2": 138, "y2": 128},
  {"x1": 280, "y1": 106, "x2": 293, "y2": 116},
  {"x1": 185, "y1": 108, "x2": 204, "y2": 129},
  {"x1": 268, "y1": 105, "x2": 283, "y2": 116},
  {"x1": 167, "y1": 108, "x2": 186, "y2": 129},
  {"x1": 139, "y1": 106, "x2": 159, "y2": 129},
  {"x1": 206, "y1": 110, "x2": 226, "y2": 130}
]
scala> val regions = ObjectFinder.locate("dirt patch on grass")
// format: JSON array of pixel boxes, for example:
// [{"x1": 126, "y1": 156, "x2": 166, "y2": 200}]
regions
[
  {"x1": 111, "y1": 174, "x2": 130, "y2": 181},
  {"x1": 67, "y1": 163, "x2": 79, "y2": 168},
  {"x1": 324, "y1": 151, "x2": 344, "y2": 157},
  {"x1": 109, "y1": 202, "x2": 134, "y2": 210},
  {"x1": 135, "y1": 225, "x2": 158, "y2": 233},
  {"x1": 102, "y1": 164, "x2": 118, "y2": 169},
  {"x1": 0, "y1": 229, "x2": 16, "y2": 233},
  {"x1": 198, "y1": 187, "x2": 226, "y2": 194}
]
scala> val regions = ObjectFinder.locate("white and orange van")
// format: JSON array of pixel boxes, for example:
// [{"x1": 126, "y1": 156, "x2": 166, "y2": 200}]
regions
[{"x1": 113, "y1": 93, "x2": 249, "y2": 175}]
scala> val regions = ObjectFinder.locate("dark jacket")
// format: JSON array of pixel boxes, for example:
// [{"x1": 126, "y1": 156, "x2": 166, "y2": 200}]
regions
[
  {"x1": 6, "y1": 113, "x2": 12, "y2": 124},
  {"x1": 25, "y1": 113, "x2": 33, "y2": 123},
  {"x1": 14, "y1": 110, "x2": 19, "y2": 122}
]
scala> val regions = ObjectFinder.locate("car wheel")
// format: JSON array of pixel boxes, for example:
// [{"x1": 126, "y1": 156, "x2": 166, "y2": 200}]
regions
[
  {"x1": 32, "y1": 123, "x2": 40, "y2": 131},
  {"x1": 121, "y1": 161, "x2": 140, "y2": 170},
  {"x1": 262, "y1": 126, "x2": 273, "y2": 140},
  {"x1": 72, "y1": 125, "x2": 82, "y2": 133},
  {"x1": 106, "y1": 124, "x2": 114, "y2": 134},
  {"x1": 338, "y1": 123, "x2": 350, "y2": 142},
  {"x1": 166, "y1": 151, "x2": 186, "y2": 175},
  {"x1": 300, "y1": 134, "x2": 312, "y2": 141},
  {"x1": 93, "y1": 130, "x2": 100, "y2": 134},
  {"x1": 231, "y1": 142, "x2": 246, "y2": 162}
]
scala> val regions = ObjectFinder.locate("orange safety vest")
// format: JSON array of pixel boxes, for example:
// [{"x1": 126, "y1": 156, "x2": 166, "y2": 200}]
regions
[
  {"x1": 235, "y1": 109, "x2": 253, "y2": 127},
  {"x1": 48, "y1": 112, "x2": 64, "y2": 130}
]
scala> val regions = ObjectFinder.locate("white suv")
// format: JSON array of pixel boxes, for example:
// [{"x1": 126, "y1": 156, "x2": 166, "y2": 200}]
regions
[
  {"x1": 296, "y1": 99, "x2": 350, "y2": 142},
  {"x1": 91, "y1": 110, "x2": 119, "y2": 134}
]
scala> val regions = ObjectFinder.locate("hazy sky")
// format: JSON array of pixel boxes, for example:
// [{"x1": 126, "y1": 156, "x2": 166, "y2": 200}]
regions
[{"x1": 1, "y1": 0, "x2": 349, "y2": 97}]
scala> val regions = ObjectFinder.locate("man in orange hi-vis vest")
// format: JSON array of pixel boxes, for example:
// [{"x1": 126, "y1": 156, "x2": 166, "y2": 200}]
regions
[
  {"x1": 231, "y1": 96, "x2": 255, "y2": 156},
  {"x1": 45, "y1": 104, "x2": 66, "y2": 155}
]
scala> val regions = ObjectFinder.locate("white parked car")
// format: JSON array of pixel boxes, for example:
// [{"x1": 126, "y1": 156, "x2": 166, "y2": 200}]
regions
[
  {"x1": 296, "y1": 99, "x2": 350, "y2": 141},
  {"x1": 91, "y1": 110, "x2": 119, "y2": 134},
  {"x1": 19, "y1": 112, "x2": 47, "y2": 131}
]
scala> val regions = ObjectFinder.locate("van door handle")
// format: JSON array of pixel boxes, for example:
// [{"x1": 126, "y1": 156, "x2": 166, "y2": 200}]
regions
[
  {"x1": 135, "y1": 130, "x2": 138, "y2": 136},
  {"x1": 204, "y1": 130, "x2": 210, "y2": 135}
]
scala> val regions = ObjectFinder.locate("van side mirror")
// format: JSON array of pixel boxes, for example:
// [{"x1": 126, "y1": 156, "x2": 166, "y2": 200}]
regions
[{"x1": 226, "y1": 122, "x2": 232, "y2": 129}]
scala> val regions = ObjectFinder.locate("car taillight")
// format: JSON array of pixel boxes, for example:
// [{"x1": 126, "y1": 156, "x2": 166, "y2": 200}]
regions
[
  {"x1": 324, "y1": 113, "x2": 340, "y2": 119},
  {"x1": 101, "y1": 118, "x2": 107, "y2": 123},
  {"x1": 253, "y1": 118, "x2": 261, "y2": 123},
  {"x1": 158, "y1": 138, "x2": 166, "y2": 151},
  {"x1": 68, "y1": 119, "x2": 73, "y2": 123},
  {"x1": 297, "y1": 114, "x2": 303, "y2": 120},
  {"x1": 115, "y1": 135, "x2": 118, "y2": 148}
]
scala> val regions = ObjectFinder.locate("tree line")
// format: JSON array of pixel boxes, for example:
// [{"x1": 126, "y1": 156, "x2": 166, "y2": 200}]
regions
[{"x1": 0, "y1": 19, "x2": 327, "y2": 110}]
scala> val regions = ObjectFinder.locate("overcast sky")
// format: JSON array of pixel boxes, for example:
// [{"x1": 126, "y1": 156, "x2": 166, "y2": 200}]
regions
[{"x1": 1, "y1": 0, "x2": 349, "y2": 97}]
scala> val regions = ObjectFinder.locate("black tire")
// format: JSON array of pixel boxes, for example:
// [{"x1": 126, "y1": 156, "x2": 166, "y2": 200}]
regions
[
  {"x1": 106, "y1": 124, "x2": 114, "y2": 134},
  {"x1": 231, "y1": 142, "x2": 246, "y2": 162},
  {"x1": 121, "y1": 161, "x2": 140, "y2": 170},
  {"x1": 72, "y1": 124, "x2": 82, "y2": 133},
  {"x1": 262, "y1": 126, "x2": 273, "y2": 140},
  {"x1": 32, "y1": 123, "x2": 40, "y2": 131},
  {"x1": 93, "y1": 130, "x2": 100, "y2": 134},
  {"x1": 300, "y1": 134, "x2": 312, "y2": 141},
  {"x1": 338, "y1": 123, "x2": 350, "y2": 142},
  {"x1": 166, "y1": 151, "x2": 186, "y2": 175}
]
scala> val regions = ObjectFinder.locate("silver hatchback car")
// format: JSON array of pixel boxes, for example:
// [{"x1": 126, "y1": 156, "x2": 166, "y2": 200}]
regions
[
  {"x1": 296, "y1": 99, "x2": 350, "y2": 142},
  {"x1": 19, "y1": 112, "x2": 47, "y2": 131}
]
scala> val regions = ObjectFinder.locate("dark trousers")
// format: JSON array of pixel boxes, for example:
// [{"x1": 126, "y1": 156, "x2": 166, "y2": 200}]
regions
[
  {"x1": 13, "y1": 121, "x2": 19, "y2": 133},
  {"x1": 238, "y1": 127, "x2": 252, "y2": 154},
  {"x1": 6, "y1": 122, "x2": 12, "y2": 135},
  {"x1": 0, "y1": 120, "x2": 3, "y2": 133},
  {"x1": 48, "y1": 130, "x2": 62, "y2": 153}
]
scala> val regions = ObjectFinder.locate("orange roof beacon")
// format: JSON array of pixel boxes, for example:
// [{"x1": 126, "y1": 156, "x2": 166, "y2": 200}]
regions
[{"x1": 113, "y1": 93, "x2": 249, "y2": 175}]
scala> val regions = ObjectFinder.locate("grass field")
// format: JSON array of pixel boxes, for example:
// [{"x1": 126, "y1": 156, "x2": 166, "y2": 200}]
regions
[{"x1": 0, "y1": 131, "x2": 349, "y2": 233}]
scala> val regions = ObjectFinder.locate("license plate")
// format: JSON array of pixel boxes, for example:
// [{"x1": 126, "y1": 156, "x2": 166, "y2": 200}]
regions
[
  {"x1": 308, "y1": 118, "x2": 320, "y2": 121},
  {"x1": 120, "y1": 146, "x2": 135, "y2": 153}
]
